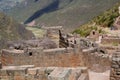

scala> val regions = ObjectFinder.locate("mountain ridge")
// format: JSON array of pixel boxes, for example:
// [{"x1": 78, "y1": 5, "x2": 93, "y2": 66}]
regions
[
  {"x1": 5, "y1": 0, "x2": 120, "y2": 32},
  {"x1": 0, "y1": 12, "x2": 34, "y2": 49}
]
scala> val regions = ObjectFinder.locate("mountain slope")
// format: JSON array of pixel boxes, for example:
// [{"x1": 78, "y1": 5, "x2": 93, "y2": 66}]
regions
[
  {"x1": 7, "y1": 0, "x2": 120, "y2": 32},
  {"x1": 0, "y1": 0, "x2": 25, "y2": 12},
  {"x1": 73, "y1": 3, "x2": 120, "y2": 37},
  {"x1": 0, "y1": 12, "x2": 34, "y2": 49}
]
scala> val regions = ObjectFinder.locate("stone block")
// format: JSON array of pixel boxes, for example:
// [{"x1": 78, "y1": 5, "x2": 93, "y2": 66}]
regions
[
  {"x1": 0, "y1": 69, "x2": 7, "y2": 76},
  {"x1": 37, "y1": 67, "x2": 46, "y2": 75},
  {"x1": 48, "y1": 68, "x2": 71, "y2": 80},
  {"x1": 45, "y1": 67, "x2": 55, "y2": 75},
  {"x1": 27, "y1": 68, "x2": 37, "y2": 75},
  {"x1": 3, "y1": 66, "x2": 27, "y2": 76},
  {"x1": 13, "y1": 69, "x2": 27, "y2": 76},
  {"x1": 14, "y1": 75, "x2": 25, "y2": 80},
  {"x1": 26, "y1": 75, "x2": 35, "y2": 80},
  {"x1": 78, "y1": 73, "x2": 87, "y2": 80},
  {"x1": 68, "y1": 68, "x2": 81, "y2": 80},
  {"x1": 19, "y1": 65, "x2": 35, "y2": 69},
  {"x1": 0, "y1": 76, "x2": 10, "y2": 80},
  {"x1": 112, "y1": 65, "x2": 119, "y2": 69}
]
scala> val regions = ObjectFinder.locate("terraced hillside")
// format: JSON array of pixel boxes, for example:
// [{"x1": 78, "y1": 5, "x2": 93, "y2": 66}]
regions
[{"x1": 7, "y1": 0, "x2": 120, "y2": 32}]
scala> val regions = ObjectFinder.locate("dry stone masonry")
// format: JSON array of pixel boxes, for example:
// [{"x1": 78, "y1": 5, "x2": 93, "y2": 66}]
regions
[
  {"x1": 0, "y1": 66, "x2": 88, "y2": 80},
  {"x1": 111, "y1": 52, "x2": 120, "y2": 80},
  {"x1": 0, "y1": 30, "x2": 120, "y2": 80}
]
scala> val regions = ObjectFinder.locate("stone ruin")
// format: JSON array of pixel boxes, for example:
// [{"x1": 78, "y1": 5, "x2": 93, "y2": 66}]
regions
[
  {"x1": 112, "y1": 6, "x2": 120, "y2": 30},
  {"x1": 111, "y1": 51, "x2": 120, "y2": 80},
  {"x1": 119, "y1": 6, "x2": 120, "y2": 15},
  {"x1": 0, "y1": 65, "x2": 88, "y2": 80},
  {"x1": 41, "y1": 26, "x2": 63, "y2": 38},
  {"x1": 113, "y1": 16, "x2": 120, "y2": 30},
  {"x1": 87, "y1": 30, "x2": 100, "y2": 41},
  {"x1": 0, "y1": 29, "x2": 120, "y2": 80},
  {"x1": 7, "y1": 37, "x2": 57, "y2": 50}
]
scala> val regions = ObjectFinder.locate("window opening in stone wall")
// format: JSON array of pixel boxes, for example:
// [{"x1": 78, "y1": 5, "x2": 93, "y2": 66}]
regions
[
  {"x1": 100, "y1": 50, "x2": 105, "y2": 54},
  {"x1": 93, "y1": 31, "x2": 95, "y2": 35},
  {"x1": 15, "y1": 46, "x2": 20, "y2": 50},
  {"x1": 29, "y1": 52, "x2": 33, "y2": 56}
]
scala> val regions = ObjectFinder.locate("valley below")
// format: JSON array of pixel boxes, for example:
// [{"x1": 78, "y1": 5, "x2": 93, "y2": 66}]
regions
[{"x1": 3, "y1": 0, "x2": 120, "y2": 32}]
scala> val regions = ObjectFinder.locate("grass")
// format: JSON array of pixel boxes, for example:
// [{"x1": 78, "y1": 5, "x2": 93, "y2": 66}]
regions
[
  {"x1": 112, "y1": 42, "x2": 119, "y2": 46},
  {"x1": 26, "y1": 27, "x2": 46, "y2": 38},
  {"x1": 7, "y1": 0, "x2": 120, "y2": 32},
  {"x1": 73, "y1": 3, "x2": 120, "y2": 37},
  {"x1": 0, "y1": 12, "x2": 34, "y2": 49}
]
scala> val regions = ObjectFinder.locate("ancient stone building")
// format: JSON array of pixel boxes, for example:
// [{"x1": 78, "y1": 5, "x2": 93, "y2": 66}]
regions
[
  {"x1": 113, "y1": 16, "x2": 120, "y2": 30},
  {"x1": 111, "y1": 51, "x2": 120, "y2": 80},
  {"x1": 87, "y1": 30, "x2": 100, "y2": 41},
  {"x1": 0, "y1": 30, "x2": 120, "y2": 80},
  {"x1": 0, "y1": 65, "x2": 88, "y2": 80}
]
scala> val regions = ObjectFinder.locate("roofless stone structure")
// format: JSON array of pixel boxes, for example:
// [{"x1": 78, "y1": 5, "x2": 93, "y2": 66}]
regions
[{"x1": 0, "y1": 30, "x2": 120, "y2": 80}]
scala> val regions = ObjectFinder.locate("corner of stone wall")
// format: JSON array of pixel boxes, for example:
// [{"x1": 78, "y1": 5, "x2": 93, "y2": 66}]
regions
[{"x1": 110, "y1": 52, "x2": 120, "y2": 80}]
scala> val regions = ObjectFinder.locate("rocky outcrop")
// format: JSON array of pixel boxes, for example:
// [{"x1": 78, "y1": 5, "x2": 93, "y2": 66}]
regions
[{"x1": 0, "y1": 12, "x2": 34, "y2": 49}]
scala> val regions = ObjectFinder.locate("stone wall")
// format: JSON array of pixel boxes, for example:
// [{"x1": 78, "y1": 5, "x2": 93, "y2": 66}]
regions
[
  {"x1": 113, "y1": 16, "x2": 120, "y2": 30},
  {"x1": 0, "y1": 66, "x2": 88, "y2": 80},
  {"x1": 82, "y1": 48, "x2": 111, "y2": 68},
  {"x1": 101, "y1": 38, "x2": 120, "y2": 45},
  {"x1": 1, "y1": 47, "x2": 84, "y2": 67},
  {"x1": 111, "y1": 52, "x2": 120, "y2": 80},
  {"x1": 1, "y1": 44, "x2": 111, "y2": 68},
  {"x1": 1, "y1": 48, "x2": 40, "y2": 66}
]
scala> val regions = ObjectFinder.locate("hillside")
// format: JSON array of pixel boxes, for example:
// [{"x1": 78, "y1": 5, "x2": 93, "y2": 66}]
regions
[
  {"x1": 0, "y1": 12, "x2": 34, "y2": 49},
  {"x1": 73, "y1": 3, "x2": 120, "y2": 37},
  {"x1": 0, "y1": 0, "x2": 25, "y2": 12},
  {"x1": 7, "y1": 0, "x2": 120, "y2": 32}
]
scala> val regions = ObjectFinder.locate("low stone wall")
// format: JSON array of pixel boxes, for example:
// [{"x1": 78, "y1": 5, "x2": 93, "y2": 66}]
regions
[
  {"x1": 101, "y1": 38, "x2": 120, "y2": 44},
  {"x1": 0, "y1": 66, "x2": 51, "y2": 80},
  {"x1": 82, "y1": 48, "x2": 111, "y2": 68},
  {"x1": 111, "y1": 52, "x2": 120, "y2": 80},
  {"x1": 0, "y1": 66, "x2": 87, "y2": 80},
  {"x1": 100, "y1": 45, "x2": 120, "y2": 51},
  {"x1": 1, "y1": 47, "x2": 84, "y2": 67},
  {"x1": 1, "y1": 47, "x2": 111, "y2": 68}
]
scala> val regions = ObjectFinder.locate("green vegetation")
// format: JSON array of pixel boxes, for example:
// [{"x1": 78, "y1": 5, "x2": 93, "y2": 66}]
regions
[
  {"x1": 92, "y1": 3, "x2": 119, "y2": 27},
  {"x1": 0, "y1": 12, "x2": 34, "y2": 49},
  {"x1": 112, "y1": 42, "x2": 119, "y2": 46},
  {"x1": 26, "y1": 27, "x2": 45, "y2": 38},
  {"x1": 73, "y1": 3, "x2": 120, "y2": 37},
  {"x1": 7, "y1": 0, "x2": 120, "y2": 32},
  {"x1": 73, "y1": 26, "x2": 97, "y2": 37}
]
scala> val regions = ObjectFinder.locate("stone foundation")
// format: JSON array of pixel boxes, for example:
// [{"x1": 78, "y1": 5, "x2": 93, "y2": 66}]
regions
[{"x1": 0, "y1": 66, "x2": 88, "y2": 80}]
